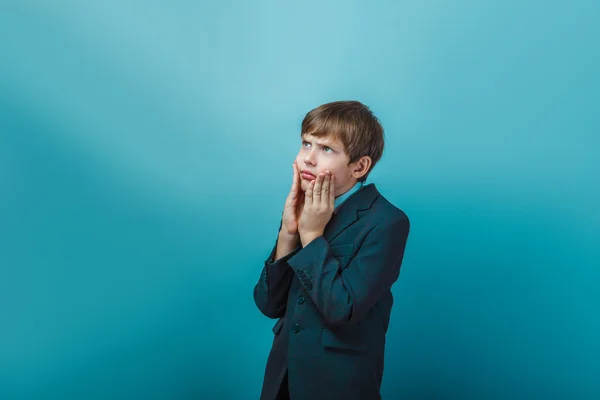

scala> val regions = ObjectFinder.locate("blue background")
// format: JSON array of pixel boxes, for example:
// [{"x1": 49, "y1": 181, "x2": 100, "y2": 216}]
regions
[{"x1": 1, "y1": 1, "x2": 598, "y2": 399}]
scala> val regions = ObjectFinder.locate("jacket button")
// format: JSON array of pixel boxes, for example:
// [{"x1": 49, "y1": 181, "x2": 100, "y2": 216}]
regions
[
  {"x1": 292, "y1": 323, "x2": 301, "y2": 333},
  {"x1": 297, "y1": 295, "x2": 306, "y2": 305}
]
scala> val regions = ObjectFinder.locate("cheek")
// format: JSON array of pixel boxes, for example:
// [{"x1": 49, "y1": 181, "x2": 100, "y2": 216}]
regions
[
  {"x1": 330, "y1": 169, "x2": 341, "y2": 181},
  {"x1": 332, "y1": 174, "x2": 343, "y2": 190}
]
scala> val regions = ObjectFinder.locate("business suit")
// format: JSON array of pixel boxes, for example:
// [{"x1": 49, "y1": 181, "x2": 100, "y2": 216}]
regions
[{"x1": 254, "y1": 182, "x2": 410, "y2": 400}]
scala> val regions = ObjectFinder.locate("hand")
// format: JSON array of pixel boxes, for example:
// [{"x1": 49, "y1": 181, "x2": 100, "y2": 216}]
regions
[
  {"x1": 298, "y1": 170, "x2": 335, "y2": 246},
  {"x1": 280, "y1": 160, "x2": 305, "y2": 236}
]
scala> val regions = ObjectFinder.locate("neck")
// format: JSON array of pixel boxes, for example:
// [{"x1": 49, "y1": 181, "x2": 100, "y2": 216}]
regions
[{"x1": 336, "y1": 180, "x2": 359, "y2": 198}]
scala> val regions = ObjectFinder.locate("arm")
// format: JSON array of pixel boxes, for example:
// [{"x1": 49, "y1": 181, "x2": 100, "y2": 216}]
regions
[
  {"x1": 253, "y1": 225, "x2": 302, "y2": 319},
  {"x1": 287, "y1": 215, "x2": 410, "y2": 326}
]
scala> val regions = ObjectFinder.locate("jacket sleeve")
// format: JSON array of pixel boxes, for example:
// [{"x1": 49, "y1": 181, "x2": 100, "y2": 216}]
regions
[
  {"x1": 286, "y1": 214, "x2": 410, "y2": 326},
  {"x1": 253, "y1": 221, "x2": 302, "y2": 319}
]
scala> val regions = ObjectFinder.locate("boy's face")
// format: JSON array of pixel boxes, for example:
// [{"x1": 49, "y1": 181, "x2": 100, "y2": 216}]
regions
[{"x1": 296, "y1": 133, "x2": 365, "y2": 197}]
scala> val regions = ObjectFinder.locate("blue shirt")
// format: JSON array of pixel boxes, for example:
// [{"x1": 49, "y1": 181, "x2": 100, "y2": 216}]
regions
[{"x1": 334, "y1": 180, "x2": 364, "y2": 214}]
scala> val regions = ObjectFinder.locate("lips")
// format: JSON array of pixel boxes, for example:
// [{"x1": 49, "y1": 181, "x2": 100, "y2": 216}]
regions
[{"x1": 301, "y1": 170, "x2": 316, "y2": 180}]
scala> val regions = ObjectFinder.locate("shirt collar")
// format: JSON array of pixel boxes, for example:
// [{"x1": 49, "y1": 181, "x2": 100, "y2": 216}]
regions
[{"x1": 334, "y1": 180, "x2": 364, "y2": 214}]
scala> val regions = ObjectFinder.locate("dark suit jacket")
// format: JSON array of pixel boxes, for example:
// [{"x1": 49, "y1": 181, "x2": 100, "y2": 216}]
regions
[{"x1": 253, "y1": 183, "x2": 410, "y2": 400}]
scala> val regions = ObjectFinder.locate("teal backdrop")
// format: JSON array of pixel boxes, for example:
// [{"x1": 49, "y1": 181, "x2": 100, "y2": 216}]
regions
[{"x1": 1, "y1": 1, "x2": 598, "y2": 399}]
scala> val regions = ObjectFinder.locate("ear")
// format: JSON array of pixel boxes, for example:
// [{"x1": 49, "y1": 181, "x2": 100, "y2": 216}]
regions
[{"x1": 351, "y1": 156, "x2": 372, "y2": 180}]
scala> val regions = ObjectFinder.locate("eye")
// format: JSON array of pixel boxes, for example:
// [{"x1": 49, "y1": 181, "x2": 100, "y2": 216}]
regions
[{"x1": 303, "y1": 141, "x2": 333, "y2": 153}]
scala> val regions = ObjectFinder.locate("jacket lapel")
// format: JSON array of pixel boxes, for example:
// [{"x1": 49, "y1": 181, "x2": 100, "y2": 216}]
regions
[{"x1": 324, "y1": 183, "x2": 380, "y2": 242}]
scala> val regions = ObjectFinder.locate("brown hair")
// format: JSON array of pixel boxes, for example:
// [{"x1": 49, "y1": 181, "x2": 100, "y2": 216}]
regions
[{"x1": 301, "y1": 100, "x2": 384, "y2": 183}]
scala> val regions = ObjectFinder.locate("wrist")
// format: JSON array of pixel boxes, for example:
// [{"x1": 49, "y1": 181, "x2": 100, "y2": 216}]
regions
[
  {"x1": 300, "y1": 231, "x2": 322, "y2": 247},
  {"x1": 279, "y1": 230, "x2": 300, "y2": 241}
]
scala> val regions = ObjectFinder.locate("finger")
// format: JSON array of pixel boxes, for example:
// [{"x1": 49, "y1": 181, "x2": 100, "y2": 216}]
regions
[
  {"x1": 296, "y1": 162, "x2": 302, "y2": 192},
  {"x1": 322, "y1": 172, "x2": 330, "y2": 206},
  {"x1": 329, "y1": 174, "x2": 335, "y2": 207},
  {"x1": 291, "y1": 161, "x2": 298, "y2": 191},
  {"x1": 291, "y1": 161, "x2": 300, "y2": 201},
  {"x1": 305, "y1": 179, "x2": 314, "y2": 206},
  {"x1": 314, "y1": 173, "x2": 323, "y2": 204}
]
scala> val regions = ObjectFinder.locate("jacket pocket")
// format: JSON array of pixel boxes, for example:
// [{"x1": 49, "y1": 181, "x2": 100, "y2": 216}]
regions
[
  {"x1": 272, "y1": 318, "x2": 284, "y2": 335},
  {"x1": 321, "y1": 327, "x2": 366, "y2": 352}
]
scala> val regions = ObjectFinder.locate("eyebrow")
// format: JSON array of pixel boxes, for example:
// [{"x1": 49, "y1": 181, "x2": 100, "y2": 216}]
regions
[{"x1": 302, "y1": 137, "x2": 339, "y2": 150}]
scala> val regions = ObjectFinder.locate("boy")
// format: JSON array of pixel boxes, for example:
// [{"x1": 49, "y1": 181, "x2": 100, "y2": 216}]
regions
[{"x1": 253, "y1": 101, "x2": 410, "y2": 400}]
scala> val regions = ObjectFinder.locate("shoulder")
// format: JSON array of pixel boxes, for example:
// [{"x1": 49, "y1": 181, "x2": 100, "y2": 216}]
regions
[
  {"x1": 371, "y1": 190, "x2": 410, "y2": 228},
  {"x1": 353, "y1": 183, "x2": 410, "y2": 236}
]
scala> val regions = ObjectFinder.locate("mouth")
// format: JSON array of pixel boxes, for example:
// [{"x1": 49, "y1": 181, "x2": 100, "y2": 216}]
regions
[{"x1": 301, "y1": 171, "x2": 316, "y2": 180}]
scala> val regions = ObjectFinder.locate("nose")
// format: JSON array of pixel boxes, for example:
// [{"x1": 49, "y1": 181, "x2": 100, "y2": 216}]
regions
[{"x1": 304, "y1": 148, "x2": 317, "y2": 166}]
